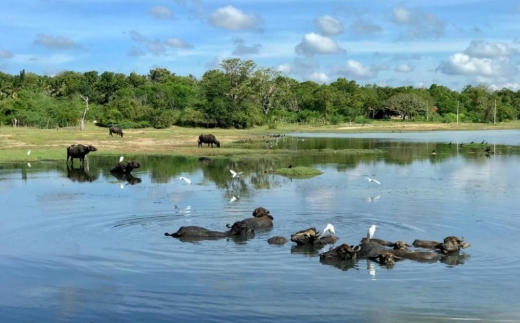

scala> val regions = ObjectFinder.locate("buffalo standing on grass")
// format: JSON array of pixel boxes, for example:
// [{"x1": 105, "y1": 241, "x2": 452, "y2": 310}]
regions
[
  {"x1": 109, "y1": 126, "x2": 124, "y2": 137},
  {"x1": 198, "y1": 134, "x2": 220, "y2": 148}
]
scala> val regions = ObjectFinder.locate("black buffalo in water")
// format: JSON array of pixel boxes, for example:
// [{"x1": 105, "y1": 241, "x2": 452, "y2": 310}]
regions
[
  {"x1": 164, "y1": 221, "x2": 255, "y2": 241},
  {"x1": 267, "y1": 236, "x2": 288, "y2": 245},
  {"x1": 110, "y1": 161, "x2": 141, "y2": 174},
  {"x1": 290, "y1": 227, "x2": 338, "y2": 247},
  {"x1": 413, "y1": 236, "x2": 471, "y2": 254},
  {"x1": 109, "y1": 126, "x2": 124, "y2": 137},
  {"x1": 66, "y1": 144, "x2": 97, "y2": 165},
  {"x1": 66, "y1": 164, "x2": 97, "y2": 183},
  {"x1": 319, "y1": 243, "x2": 361, "y2": 261},
  {"x1": 198, "y1": 134, "x2": 220, "y2": 148},
  {"x1": 227, "y1": 207, "x2": 273, "y2": 230}
]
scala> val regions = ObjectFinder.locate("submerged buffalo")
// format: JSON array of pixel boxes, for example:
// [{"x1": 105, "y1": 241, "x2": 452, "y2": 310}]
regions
[
  {"x1": 413, "y1": 236, "x2": 471, "y2": 254},
  {"x1": 319, "y1": 243, "x2": 361, "y2": 261},
  {"x1": 111, "y1": 172, "x2": 142, "y2": 186},
  {"x1": 110, "y1": 161, "x2": 141, "y2": 174},
  {"x1": 268, "y1": 236, "x2": 289, "y2": 245},
  {"x1": 66, "y1": 144, "x2": 97, "y2": 165},
  {"x1": 164, "y1": 220, "x2": 255, "y2": 240},
  {"x1": 290, "y1": 227, "x2": 338, "y2": 247},
  {"x1": 198, "y1": 134, "x2": 220, "y2": 148},
  {"x1": 109, "y1": 126, "x2": 124, "y2": 137},
  {"x1": 227, "y1": 207, "x2": 274, "y2": 231}
]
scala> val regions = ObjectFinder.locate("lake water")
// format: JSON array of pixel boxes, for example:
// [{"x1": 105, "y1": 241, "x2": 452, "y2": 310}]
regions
[{"x1": 1, "y1": 130, "x2": 520, "y2": 323}]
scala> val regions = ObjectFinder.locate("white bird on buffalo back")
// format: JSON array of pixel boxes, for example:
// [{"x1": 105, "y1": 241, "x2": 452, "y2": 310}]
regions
[
  {"x1": 367, "y1": 224, "x2": 377, "y2": 239},
  {"x1": 321, "y1": 223, "x2": 335, "y2": 237}
]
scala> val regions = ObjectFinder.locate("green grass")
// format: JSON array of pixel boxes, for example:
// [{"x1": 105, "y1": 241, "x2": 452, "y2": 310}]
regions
[{"x1": 274, "y1": 166, "x2": 323, "y2": 178}]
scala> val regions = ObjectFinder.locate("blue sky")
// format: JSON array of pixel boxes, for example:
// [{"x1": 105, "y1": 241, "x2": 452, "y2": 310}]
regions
[{"x1": 1, "y1": 0, "x2": 520, "y2": 91}]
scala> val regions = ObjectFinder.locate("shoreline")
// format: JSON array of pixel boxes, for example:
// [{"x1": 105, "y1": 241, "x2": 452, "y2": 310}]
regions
[{"x1": 1, "y1": 121, "x2": 519, "y2": 162}]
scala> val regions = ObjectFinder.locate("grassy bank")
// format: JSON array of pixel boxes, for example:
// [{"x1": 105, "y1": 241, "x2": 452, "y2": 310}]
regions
[{"x1": 1, "y1": 121, "x2": 519, "y2": 162}]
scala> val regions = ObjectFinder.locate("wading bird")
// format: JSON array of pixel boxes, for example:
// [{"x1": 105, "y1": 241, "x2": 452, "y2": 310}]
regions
[
  {"x1": 230, "y1": 169, "x2": 243, "y2": 178},
  {"x1": 27, "y1": 150, "x2": 31, "y2": 156},
  {"x1": 365, "y1": 177, "x2": 381, "y2": 185},
  {"x1": 179, "y1": 177, "x2": 192, "y2": 184},
  {"x1": 119, "y1": 156, "x2": 124, "y2": 162}
]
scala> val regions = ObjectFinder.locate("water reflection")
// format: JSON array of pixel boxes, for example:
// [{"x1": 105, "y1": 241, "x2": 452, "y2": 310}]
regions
[{"x1": 66, "y1": 164, "x2": 97, "y2": 183}]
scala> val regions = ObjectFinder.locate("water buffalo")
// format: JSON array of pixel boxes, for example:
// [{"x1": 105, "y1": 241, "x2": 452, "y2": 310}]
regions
[
  {"x1": 267, "y1": 236, "x2": 288, "y2": 245},
  {"x1": 198, "y1": 134, "x2": 220, "y2": 148},
  {"x1": 290, "y1": 227, "x2": 338, "y2": 247},
  {"x1": 66, "y1": 144, "x2": 97, "y2": 165},
  {"x1": 319, "y1": 244, "x2": 361, "y2": 261},
  {"x1": 369, "y1": 252, "x2": 402, "y2": 266},
  {"x1": 413, "y1": 236, "x2": 471, "y2": 254},
  {"x1": 111, "y1": 172, "x2": 142, "y2": 186},
  {"x1": 66, "y1": 164, "x2": 97, "y2": 183},
  {"x1": 226, "y1": 207, "x2": 274, "y2": 230},
  {"x1": 164, "y1": 220, "x2": 255, "y2": 241},
  {"x1": 110, "y1": 161, "x2": 141, "y2": 174},
  {"x1": 109, "y1": 126, "x2": 124, "y2": 137}
]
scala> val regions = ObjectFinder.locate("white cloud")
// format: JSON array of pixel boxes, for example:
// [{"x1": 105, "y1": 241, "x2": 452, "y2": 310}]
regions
[
  {"x1": 333, "y1": 59, "x2": 377, "y2": 79},
  {"x1": 33, "y1": 34, "x2": 80, "y2": 49},
  {"x1": 436, "y1": 53, "x2": 518, "y2": 77},
  {"x1": 308, "y1": 71, "x2": 330, "y2": 83},
  {"x1": 129, "y1": 31, "x2": 149, "y2": 43},
  {"x1": 165, "y1": 38, "x2": 193, "y2": 49},
  {"x1": 395, "y1": 63, "x2": 415, "y2": 73},
  {"x1": 350, "y1": 19, "x2": 383, "y2": 35},
  {"x1": 295, "y1": 33, "x2": 345, "y2": 56},
  {"x1": 391, "y1": 6, "x2": 446, "y2": 39},
  {"x1": 128, "y1": 46, "x2": 145, "y2": 57},
  {"x1": 277, "y1": 63, "x2": 291, "y2": 74},
  {"x1": 209, "y1": 6, "x2": 261, "y2": 30},
  {"x1": 489, "y1": 83, "x2": 520, "y2": 91},
  {"x1": 314, "y1": 15, "x2": 343, "y2": 36},
  {"x1": 150, "y1": 6, "x2": 174, "y2": 19},
  {"x1": 464, "y1": 40, "x2": 518, "y2": 58},
  {"x1": 146, "y1": 41, "x2": 167, "y2": 56},
  {"x1": 0, "y1": 49, "x2": 14, "y2": 59}
]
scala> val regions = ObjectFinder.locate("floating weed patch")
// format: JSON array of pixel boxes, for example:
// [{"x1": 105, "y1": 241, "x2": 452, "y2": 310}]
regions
[{"x1": 275, "y1": 166, "x2": 323, "y2": 178}]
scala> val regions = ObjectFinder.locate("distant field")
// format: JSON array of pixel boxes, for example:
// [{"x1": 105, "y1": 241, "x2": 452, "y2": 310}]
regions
[{"x1": 1, "y1": 121, "x2": 519, "y2": 162}]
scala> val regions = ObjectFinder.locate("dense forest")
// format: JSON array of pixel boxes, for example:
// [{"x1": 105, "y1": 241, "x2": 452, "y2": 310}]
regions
[{"x1": 1, "y1": 58, "x2": 519, "y2": 129}]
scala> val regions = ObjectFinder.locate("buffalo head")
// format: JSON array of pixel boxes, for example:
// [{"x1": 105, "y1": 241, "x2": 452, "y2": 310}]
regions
[{"x1": 319, "y1": 244, "x2": 361, "y2": 261}]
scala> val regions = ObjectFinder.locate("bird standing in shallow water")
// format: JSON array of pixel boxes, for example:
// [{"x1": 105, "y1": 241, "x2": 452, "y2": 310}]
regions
[
  {"x1": 321, "y1": 223, "x2": 335, "y2": 236},
  {"x1": 431, "y1": 150, "x2": 437, "y2": 156}
]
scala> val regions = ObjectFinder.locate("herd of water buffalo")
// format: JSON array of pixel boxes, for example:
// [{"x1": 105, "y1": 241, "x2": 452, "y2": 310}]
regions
[
  {"x1": 164, "y1": 206, "x2": 472, "y2": 269},
  {"x1": 65, "y1": 130, "x2": 470, "y2": 269}
]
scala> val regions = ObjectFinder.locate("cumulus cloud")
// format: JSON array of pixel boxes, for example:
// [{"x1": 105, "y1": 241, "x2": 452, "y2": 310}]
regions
[
  {"x1": 150, "y1": 6, "x2": 174, "y2": 19},
  {"x1": 436, "y1": 53, "x2": 518, "y2": 77},
  {"x1": 333, "y1": 59, "x2": 377, "y2": 79},
  {"x1": 463, "y1": 40, "x2": 518, "y2": 58},
  {"x1": 391, "y1": 6, "x2": 446, "y2": 39},
  {"x1": 395, "y1": 63, "x2": 415, "y2": 73},
  {"x1": 166, "y1": 38, "x2": 193, "y2": 49},
  {"x1": 146, "y1": 41, "x2": 167, "y2": 56},
  {"x1": 295, "y1": 33, "x2": 345, "y2": 56},
  {"x1": 308, "y1": 71, "x2": 330, "y2": 83},
  {"x1": 33, "y1": 34, "x2": 80, "y2": 49},
  {"x1": 0, "y1": 49, "x2": 14, "y2": 59},
  {"x1": 314, "y1": 15, "x2": 343, "y2": 36},
  {"x1": 277, "y1": 63, "x2": 291, "y2": 74},
  {"x1": 209, "y1": 5, "x2": 261, "y2": 30},
  {"x1": 350, "y1": 19, "x2": 382, "y2": 35},
  {"x1": 231, "y1": 37, "x2": 261, "y2": 55}
]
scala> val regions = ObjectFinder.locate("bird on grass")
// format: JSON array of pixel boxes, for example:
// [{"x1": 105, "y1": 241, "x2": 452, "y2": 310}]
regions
[
  {"x1": 27, "y1": 150, "x2": 31, "y2": 156},
  {"x1": 230, "y1": 170, "x2": 243, "y2": 178},
  {"x1": 365, "y1": 177, "x2": 381, "y2": 185},
  {"x1": 179, "y1": 177, "x2": 192, "y2": 184}
]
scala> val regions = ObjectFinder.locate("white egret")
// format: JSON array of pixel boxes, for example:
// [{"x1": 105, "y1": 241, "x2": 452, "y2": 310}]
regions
[
  {"x1": 119, "y1": 156, "x2": 124, "y2": 162},
  {"x1": 367, "y1": 224, "x2": 377, "y2": 239},
  {"x1": 365, "y1": 177, "x2": 381, "y2": 185},
  {"x1": 179, "y1": 177, "x2": 192, "y2": 184},
  {"x1": 27, "y1": 150, "x2": 31, "y2": 156},
  {"x1": 119, "y1": 183, "x2": 125, "y2": 189},
  {"x1": 230, "y1": 196, "x2": 238, "y2": 202},
  {"x1": 321, "y1": 223, "x2": 335, "y2": 237},
  {"x1": 367, "y1": 195, "x2": 380, "y2": 202},
  {"x1": 27, "y1": 162, "x2": 31, "y2": 168},
  {"x1": 230, "y1": 169, "x2": 243, "y2": 178}
]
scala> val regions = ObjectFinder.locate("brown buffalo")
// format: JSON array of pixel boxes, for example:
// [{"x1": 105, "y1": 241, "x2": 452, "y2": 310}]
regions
[
  {"x1": 227, "y1": 207, "x2": 274, "y2": 230},
  {"x1": 165, "y1": 221, "x2": 255, "y2": 241},
  {"x1": 66, "y1": 144, "x2": 97, "y2": 165},
  {"x1": 198, "y1": 134, "x2": 220, "y2": 148},
  {"x1": 110, "y1": 161, "x2": 141, "y2": 174}
]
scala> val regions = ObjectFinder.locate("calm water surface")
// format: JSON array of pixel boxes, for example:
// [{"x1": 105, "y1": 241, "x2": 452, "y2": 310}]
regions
[{"x1": 1, "y1": 130, "x2": 520, "y2": 323}]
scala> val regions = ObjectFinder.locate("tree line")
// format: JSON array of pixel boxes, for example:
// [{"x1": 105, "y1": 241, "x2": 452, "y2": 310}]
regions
[{"x1": 1, "y1": 58, "x2": 519, "y2": 129}]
